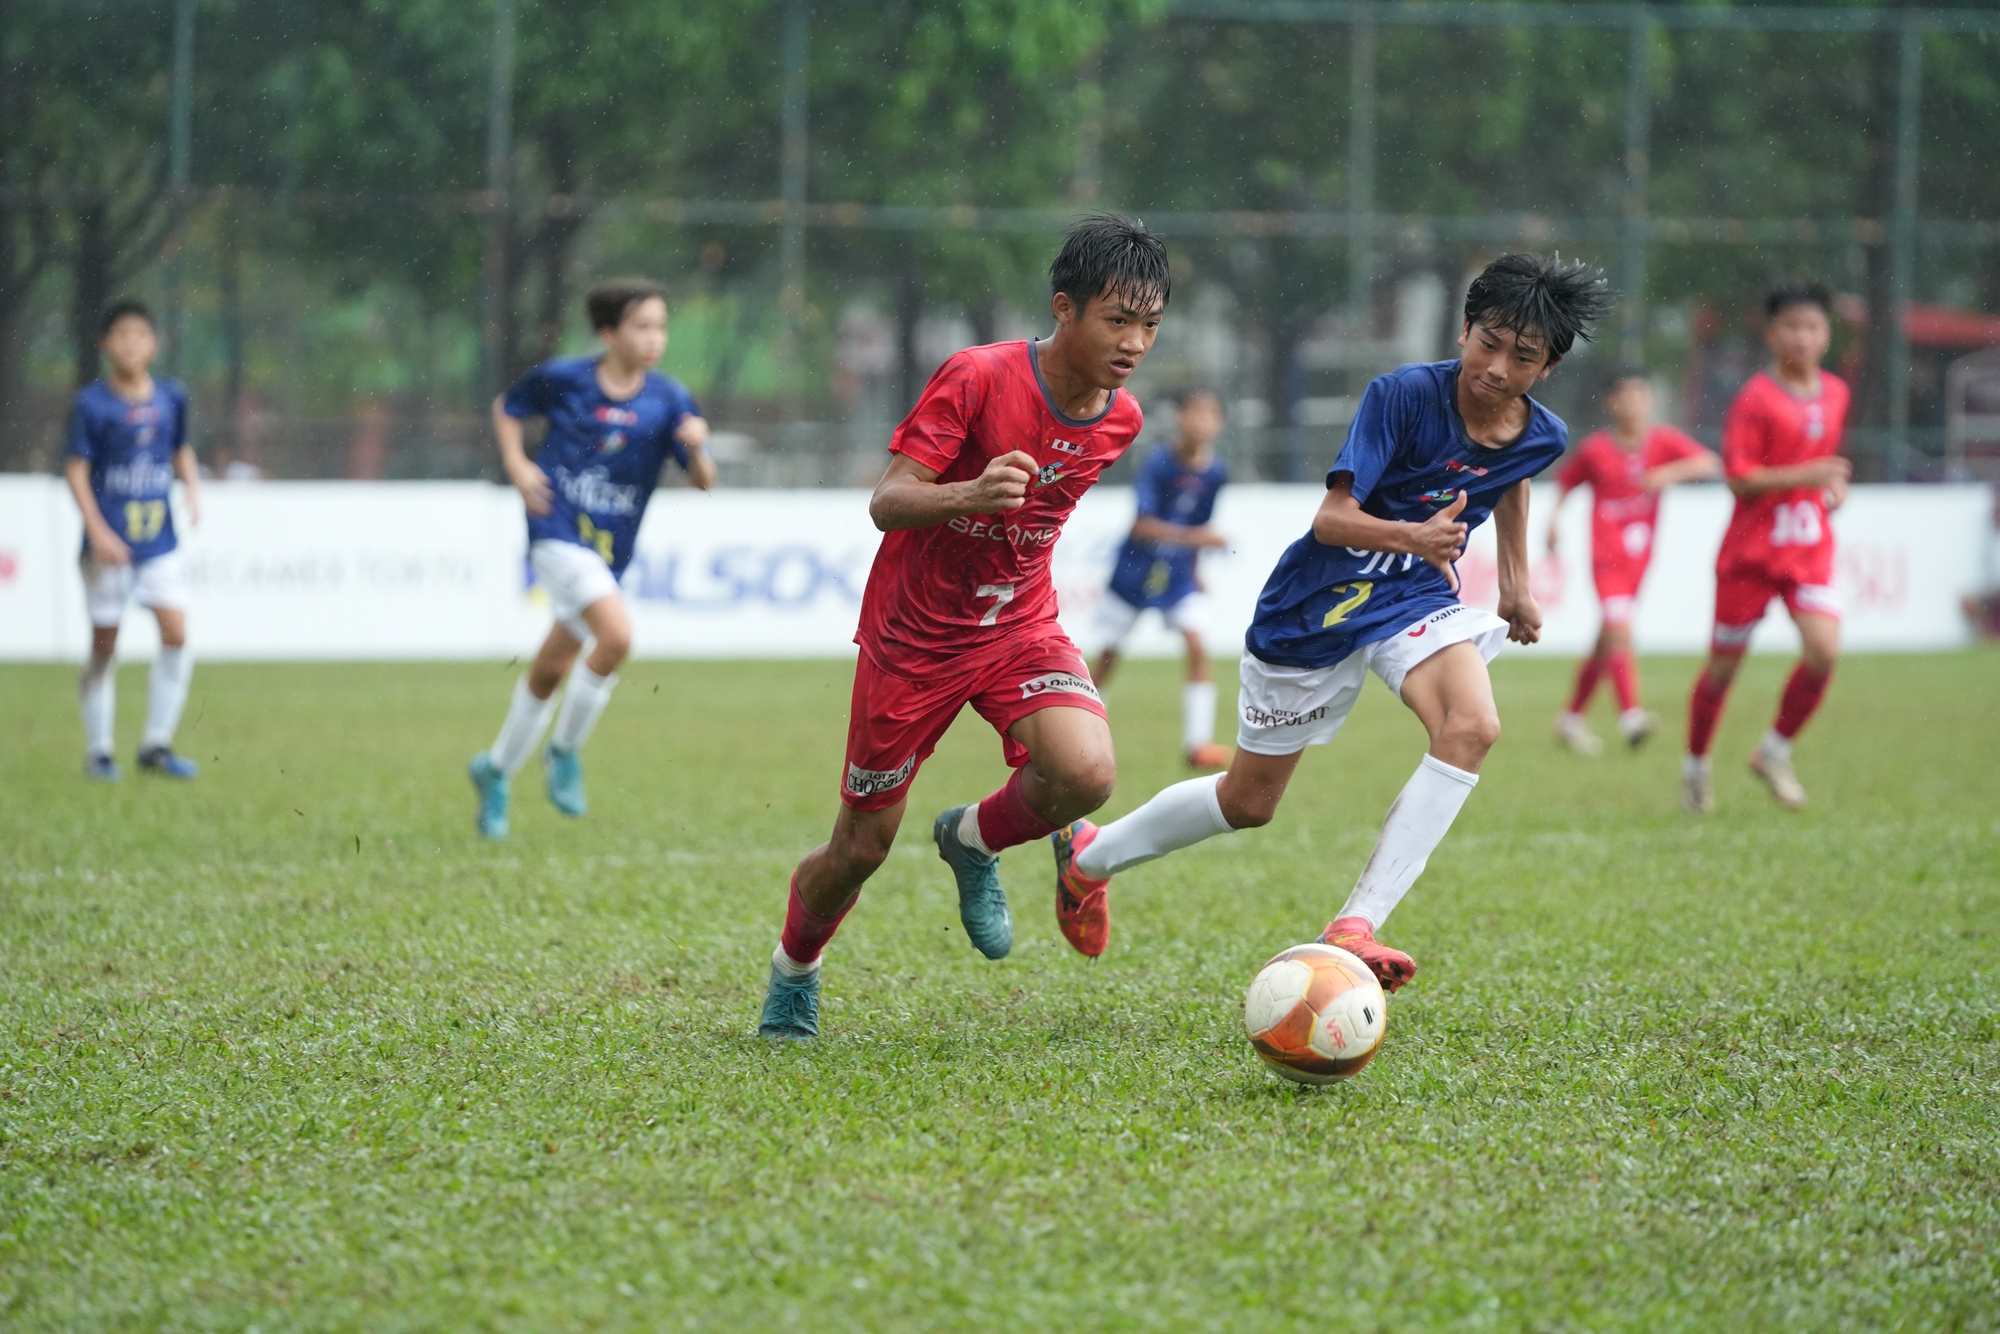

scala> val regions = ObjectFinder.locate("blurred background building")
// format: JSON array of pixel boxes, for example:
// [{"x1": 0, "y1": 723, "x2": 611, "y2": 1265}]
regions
[{"x1": 3, "y1": 0, "x2": 2000, "y2": 486}]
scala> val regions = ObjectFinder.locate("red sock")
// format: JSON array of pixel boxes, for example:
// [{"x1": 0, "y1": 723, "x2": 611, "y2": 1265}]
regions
[
  {"x1": 973, "y1": 769, "x2": 1061, "y2": 853},
  {"x1": 1607, "y1": 649, "x2": 1639, "y2": 712},
  {"x1": 1774, "y1": 663, "x2": 1832, "y2": 739},
  {"x1": 1687, "y1": 666, "x2": 1734, "y2": 757},
  {"x1": 780, "y1": 874, "x2": 852, "y2": 965},
  {"x1": 1566, "y1": 655, "x2": 1604, "y2": 715}
]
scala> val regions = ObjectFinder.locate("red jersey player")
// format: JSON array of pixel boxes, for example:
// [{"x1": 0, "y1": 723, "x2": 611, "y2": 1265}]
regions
[
  {"x1": 758, "y1": 216, "x2": 1169, "y2": 1040},
  {"x1": 1683, "y1": 282, "x2": 1852, "y2": 813},
  {"x1": 1546, "y1": 370, "x2": 1718, "y2": 753}
]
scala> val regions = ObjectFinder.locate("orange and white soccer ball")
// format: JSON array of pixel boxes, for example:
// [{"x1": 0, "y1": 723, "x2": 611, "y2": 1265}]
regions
[{"x1": 1243, "y1": 942, "x2": 1387, "y2": 1084}]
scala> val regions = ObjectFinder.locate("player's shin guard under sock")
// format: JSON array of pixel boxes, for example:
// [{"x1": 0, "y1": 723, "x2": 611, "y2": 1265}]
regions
[
  {"x1": 1606, "y1": 649, "x2": 1639, "y2": 713},
  {"x1": 1181, "y1": 680, "x2": 1218, "y2": 752},
  {"x1": 1072, "y1": 773, "x2": 1233, "y2": 879},
  {"x1": 1336, "y1": 755, "x2": 1478, "y2": 929},
  {"x1": 551, "y1": 664, "x2": 617, "y2": 752},
  {"x1": 1686, "y1": 665, "x2": 1735, "y2": 759},
  {"x1": 1567, "y1": 655, "x2": 1604, "y2": 715},
  {"x1": 79, "y1": 653, "x2": 116, "y2": 756},
  {"x1": 141, "y1": 646, "x2": 193, "y2": 750},
  {"x1": 1772, "y1": 662, "x2": 1832, "y2": 741},
  {"x1": 780, "y1": 875, "x2": 852, "y2": 966},
  {"x1": 963, "y1": 769, "x2": 1061, "y2": 855},
  {"x1": 490, "y1": 676, "x2": 556, "y2": 775}
]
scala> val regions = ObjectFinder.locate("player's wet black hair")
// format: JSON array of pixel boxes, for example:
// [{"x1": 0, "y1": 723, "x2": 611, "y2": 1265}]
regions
[
  {"x1": 1172, "y1": 384, "x2": 1220, "y2": 409},
  {"x1": 1462, "y1": 252, "x2": 1613, "y2": 362},
  {"x1": 1604, "y1": 366, "x2": 1653, "y2": 394},
  {"x1": 1764, "y1": 279, "x2": 1832, "y2": 321},
  {"x1": 1050, "y1": 214, "x2": 1170, "y2": 315},
  {"x1": 99, "y1": 297, "x2": 154, "y2": 338},
  {"x1": 585, "y1": 277, "x2": 668, "y2": 332}
]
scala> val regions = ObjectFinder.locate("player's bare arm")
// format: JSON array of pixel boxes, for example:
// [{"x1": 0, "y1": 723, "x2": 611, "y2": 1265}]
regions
[
  {"x1": 1129, "y1": 514, "x2": 1227, "y2": 549},
  {"x1": 1641, "y1": 450, "x2": 1720, "y2": 493},
  {"x1": 676, "y1": 416, "x2": 717, "y2": 491},
  {"x1": 64, "y1": 455, "x2": 130, "y2": 565},
  {"x1": 1726, "y1": 453, "x2": 1850, "y2": 500},
  {"x1": 1543, "y1": 481, "x2": 1571, "y2": 552},
  {"x1": 1312, "y1": 478, "x2": 1469, "y2": 592},
  {"x1": 173, "y1": 443, "x2": 201, "y2": 527},
  {"x1": 868, "y1": 450, "x2": 1038, "y2": 531},
  {"x1": 1492, "y1": 478, "x2": 1541, "y2": 644},
  {"x1": 492, "y1": 396, "x2": 552, "y2": 516}
]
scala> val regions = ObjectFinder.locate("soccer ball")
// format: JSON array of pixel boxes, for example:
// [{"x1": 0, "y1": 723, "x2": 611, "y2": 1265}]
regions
[{"x1": 1243, "y1": 943, "x2": 1386, "y2": 1084}]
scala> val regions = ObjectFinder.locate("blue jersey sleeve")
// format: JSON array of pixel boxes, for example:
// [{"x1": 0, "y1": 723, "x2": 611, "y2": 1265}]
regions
[
  {"x1": 1327, "y1": 372, "x2": 1409, "y2": 504},
  {"x1": 664, "y1": 381, "x2": 700, "y2": 470},
  {"x1": 1133, "y1": 448, "x2": 1174, "y2": 521},
  {"x1": 502, "y1": 363, "x2": 562, "y2": 420},
  {"x1": 64, "y1": 395, "x2": 97, "y2": 462},
  {"x1": 169, "y1": 385, "x2": 189, "y2": 452}
]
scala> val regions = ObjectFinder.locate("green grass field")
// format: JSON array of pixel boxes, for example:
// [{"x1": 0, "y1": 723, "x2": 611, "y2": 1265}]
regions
[{"x1": 1, "y1": 652, "x2": 1995, "y2": 1331}]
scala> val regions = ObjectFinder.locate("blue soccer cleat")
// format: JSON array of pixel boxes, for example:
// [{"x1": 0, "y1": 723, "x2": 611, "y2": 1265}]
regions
[
  {"x1": 542, "y1": 743, "x2": 587, "y2": 817},
  {"x1": 468, "y1": 751, "x2": 510, "y2": 839},
  {"x1": 933, "y1": 804, "x2": 1013, "y2": 960},
  {"x1": 84, "y1": 753, "x2": 122, "y2": 782},
  {"x1": 758, "y1": 961, "x2": 821, "y2": 1041},
  {"x1": 137, "y1": 746, "x2": 198, "y2": 779}
]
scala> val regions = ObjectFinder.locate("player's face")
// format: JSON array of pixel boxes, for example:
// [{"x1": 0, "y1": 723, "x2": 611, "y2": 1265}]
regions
[
  {"x1": 1055, "y1": 286, "x2": 1164, "y2": 390},
  {"x1": 1765, "y1": 302, "x2": 1831, "y2": 371},
  {"x1": 601, "y1": 297, "x2": 668, "y2": 369},
  {"x1": 100, "y1": 315, "x2": 157, "y2": 379},
  {"x1": 1456, "y1": 319, "x2": 1557, "y2": 406},
  {"x1": 1606, "y1": 377, "x2": 1654, "y2": 433},
  {"x1": 1177, "y1": 393, "x2": 1223, "y2": 448}
]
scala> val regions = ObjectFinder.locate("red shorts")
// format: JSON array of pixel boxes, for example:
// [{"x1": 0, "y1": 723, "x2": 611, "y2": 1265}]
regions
[
  {"x1": 840, "y1": 626, "x2": 1107, "y2": 810},
  {"x1": 1711, "y1": 567, "x2": 1843, "y2": 652},
  {"x1": 1591, "y1": 556, "x2": 1649, "y2": 626}
]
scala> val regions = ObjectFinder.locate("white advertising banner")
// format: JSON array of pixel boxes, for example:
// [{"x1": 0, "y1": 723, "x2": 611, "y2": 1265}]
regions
[{"x1": 0, "y1": 476, "x2": 1988, "y2": 661}]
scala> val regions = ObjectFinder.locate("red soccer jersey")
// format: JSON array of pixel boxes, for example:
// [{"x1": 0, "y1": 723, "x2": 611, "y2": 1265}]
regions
[
  {"x1": 1557, "y1": 425, "x2": 1709, "y2": 568},
  {"x1": 1716, "y1": 369, "x2": 1850, "y2": 584},
  {"x1": 856, "y1": 340, "x2": 1144, "y2": 670}
]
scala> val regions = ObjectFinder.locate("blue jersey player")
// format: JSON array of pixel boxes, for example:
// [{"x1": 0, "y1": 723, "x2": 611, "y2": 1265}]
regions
[
  {"x1": 468, "y1": 278, "x2": 716, "y2": 838},
  {"x1": 1081, "y1": 387, "x2": 1231, "y2": 768},
  {"x1": 1052, "y1": 254, "x2": 1613, "y2": 983},
  {"x1": 62, "y1": 298, "x2": 202, "y2": 781}
]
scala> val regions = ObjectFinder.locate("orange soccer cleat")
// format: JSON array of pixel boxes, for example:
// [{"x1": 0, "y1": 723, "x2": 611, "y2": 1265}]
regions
[
  {"x1": 1319, "y1": 916, "x2": 1418, "y2": 992},
  {"x1": 1050, "y1": 820, "x2": 1112, "y2": 957},
  {"x1": 1186, "y1": 742, "x2": 1232, "y2": 770}
]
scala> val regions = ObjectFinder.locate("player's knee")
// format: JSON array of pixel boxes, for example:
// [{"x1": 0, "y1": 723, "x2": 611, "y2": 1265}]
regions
[
  {"x1": 592, "y1": 626, "x2": 633, "y2": 664},
  {"x1": 832, "y1": 819, "x2": 895, "y2": 876},
  {"x1": 1441, "y1": 708, "x2": 1502, "y2": 757},
  {"x1": 1219, "y1": 791, "x2": 1277, "y2": 829},
  {"x1": 1054, "y1": 754, "x2": 1117, "y2": 811}
]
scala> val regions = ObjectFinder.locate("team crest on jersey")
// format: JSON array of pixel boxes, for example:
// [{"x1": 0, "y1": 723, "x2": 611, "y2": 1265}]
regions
[
  {"x1": 599, "y1": 431, "x2": 628, "y2": 453},
  {"x1": 594, "y1": 406, "x2": 640, "y2": 426},
  {"x1": 1035, "y1": 463, "x2": 1064, "y2": 486},
  {"x1": 1417, "y1": 486, "x2": 1460, "y2": 505}
]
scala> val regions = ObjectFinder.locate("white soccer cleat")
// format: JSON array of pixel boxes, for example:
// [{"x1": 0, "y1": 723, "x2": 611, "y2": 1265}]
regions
[
  {"x1": 1618, "y1": 708, "x2": 1658, "y2": 749},
  {"x1": 1555, "y1": 711, "x2": 1603, "y2": 756},
  {"x1": 1750, "y1": 750, "x2": 1808, "y2": 810},
  {"x1": 1681, "y1": 757, "x2": 1714, "y2": 815}
]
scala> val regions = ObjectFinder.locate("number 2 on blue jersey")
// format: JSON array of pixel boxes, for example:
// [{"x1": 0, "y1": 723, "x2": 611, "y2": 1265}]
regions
[
  {"x1": 576, "y1": 514, "x2": 615, "y2": 564},
  {"x1": 123, "y1": 500, "x2": 165, "y2": 542},
  {"x1": 1322, "y1": 580, "x2": 1372, "y2": 627}
]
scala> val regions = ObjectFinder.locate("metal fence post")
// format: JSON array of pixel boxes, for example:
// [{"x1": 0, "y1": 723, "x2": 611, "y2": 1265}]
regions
[
  {"x1": 780, "y1": 0, "x2": 809, "y2": 419},
  {"x1": 1621, "y1": 7, "x2": 1651, "y2": 368},
  {"x1": 1347, "y1": 0, "x2": 1376, "y2": 321},
  {"x1": 479, "y1": 0, "x2": 516, "y2": 405},
  {"x1": 164, "y1": 0, "x2": 195, "y2": 375},
  {"x1": 1887, "y1": 21, "x2": 1920, "y2": 481}
]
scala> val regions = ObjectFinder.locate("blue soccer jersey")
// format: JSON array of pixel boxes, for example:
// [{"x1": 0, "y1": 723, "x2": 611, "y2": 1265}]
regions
[
  {"x1": 1108, "y1": 444, "x2": 1229, "y2": 609},
  {"x1": 504, "y1": 358, "x2": 700, "y2": 576},
  {"x1": 1245, "y1": 360, "x2": 1567, "y2": 669},
  {"x1": 66, "y1": 378, "x2": 190, "y2": 563}
]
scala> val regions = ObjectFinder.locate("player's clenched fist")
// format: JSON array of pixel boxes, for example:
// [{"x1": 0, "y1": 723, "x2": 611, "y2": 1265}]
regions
[
  {"x1": 965, "y1": 450, "x2": 1038, "y2": 513},
  {"x1": 1409, "y1": 490, "x2": 1470, "y2": 592},
  {"x1": 508, "y1": 459, "x2": 554, "y2": 517}
]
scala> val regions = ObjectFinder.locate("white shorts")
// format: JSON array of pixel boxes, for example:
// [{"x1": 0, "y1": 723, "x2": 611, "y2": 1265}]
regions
[
  {"x1": 530, "y1": 539, "x2": 622, "y2": 640},
  {"x1": 1235, "y1": 604, "x2": 1510, "y2": 755},
  {"x1": 82, "y1": 551, "x2": 189, "y2": 628},
  {"x1": 1081, "y1": 589, "x2": 1209, "y2": 655}
]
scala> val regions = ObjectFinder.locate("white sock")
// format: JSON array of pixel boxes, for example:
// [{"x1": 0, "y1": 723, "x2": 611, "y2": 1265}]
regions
[
  {"x1": 1181, "y1": 680, "x2": 1217, "y2": 751},
  {"x1": 490, "y1": 676, "x2": 556, "y2": 775},
  {"x1": 80, "y1": 654, "x2": 116, "y2": 757},
  {"x1": 771, "y1": 945, "x2": 820, "y2": 978},
  {"x1": 1684, "y1": 753, "x2": 1711, "y2": 781},
  {"x1": 1336, "y1": 755, "x2": 1478, "y2": 929},
  {"x1": 551, "y1": 664, "x2": 617, "y2": 752},
  {"x1": 956, "y1": 804, "x2": 994, "y2": 856},
  {"x1": 141, "y1": 646, "x2": 193, "y2": 750},
  {"x1": 1759, "y1": 729, "x2": 1793, "y2": 763},
  {"x1": 1074, "y1": 773, "x2": 1234, "y2": 878}
]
